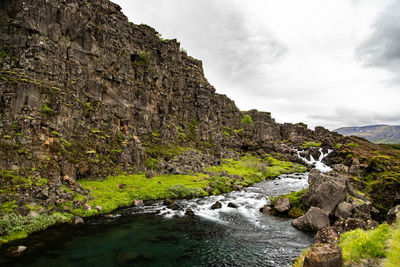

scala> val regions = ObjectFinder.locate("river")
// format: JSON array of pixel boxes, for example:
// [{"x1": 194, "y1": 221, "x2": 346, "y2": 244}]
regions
[{"x1": 1, "y1": 149, "x2": 330, "y2": 266}]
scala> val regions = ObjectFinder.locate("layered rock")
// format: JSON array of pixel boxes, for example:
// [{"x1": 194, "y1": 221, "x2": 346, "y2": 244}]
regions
[{"x1": 0, "y1": 0, "x2": 347, "y2": 215}]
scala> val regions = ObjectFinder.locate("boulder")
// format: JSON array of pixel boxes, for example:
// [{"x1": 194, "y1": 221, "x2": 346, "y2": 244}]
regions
[
  {"x1": 227, "y1": 202, "x2": 239, "y2": 208},
  {"x1": 27, "y1": 211, "x2": 40, "y2": 219},
  {"x1": 332, "y1": 164, "x2": 349, "y2": 174},
  {"x1": 133, "y1": 200, "x2": 144, "y2": 206},
  {"x1": 387, "y1": 205, "x2": 400, "y2": 224},
  {"x1": 274, "y1": 198, "x2": 290, "y2": 213},
  {"x1": 72, "y1": 216, "x2": 84, "y2": 225},
  {"x1": 259, "y1": 205, "x2": 272, "y2": 214},
  {"x1": 210, "y1": 201, "x2": 222, "y2": 210},
  {"x1": 303, "y1": 243, "x2": 344, "y2": 267},
  {"x1": 334, "y1": 202, "x2": 352, "y2": 220},
  {"x1": 292, "y1": 207, "x2": 330, "y2": 232},
  {"x1": 303, "y1": 170, "x2": 348, "y2": 215},
  {"x1": 185, "y1": 208, "x2": 195, "y2": 216},
  {"x1": 343, "y1": 218, "x2": 367, "y2": 231},
  {"x1": 6, "y1": 246, "x2": 27, "y2": 257},
  {"x1": 314, "y1": 227, "x2": 340, "y2": 244}
]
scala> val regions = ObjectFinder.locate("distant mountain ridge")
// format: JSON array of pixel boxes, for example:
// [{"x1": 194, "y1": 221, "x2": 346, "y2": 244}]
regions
[{"x1": 334, "y1": 125, "x2": 400, "y2": 144}]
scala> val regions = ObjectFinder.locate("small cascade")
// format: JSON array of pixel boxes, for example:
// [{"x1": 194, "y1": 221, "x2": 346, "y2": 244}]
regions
[
  {"x1": 132, "y1": 173, "x2": 309, "y2": 228},
  {"x1": 297, "y1": 147, "x2": 332, "y2": 172}
]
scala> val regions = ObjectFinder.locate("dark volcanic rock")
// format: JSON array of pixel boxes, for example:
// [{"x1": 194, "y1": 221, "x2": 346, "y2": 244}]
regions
[
  {"x1": 314, "y1": 227, "x2": 340, "y2": 244},
  {"x1": 227, "y1": 202, "x2": 239, "y2": 208},
  {"x1": 274, "y1": 198, "x2": 290, "y2": 213},
  {"x1": 303, "y1": 170, "x2": 348, "y2": 215},
  {"x1": 210, "y1": 201, "x2": 222, "y2": 210},
  {"x1": 303, "y1": 243, "x2": 343, "y2": 267},
  {"x1": 292, "y1": 207, "x2": 330, "y2": 232}
]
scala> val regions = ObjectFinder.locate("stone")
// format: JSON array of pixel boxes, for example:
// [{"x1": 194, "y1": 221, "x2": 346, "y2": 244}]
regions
[
  {"x1": 185, "y1": 208, "x2": 195, "y2": 216},
  {"x1": 72, "y1": 216, "x2": 84, "y2": 225},
  {"x1": 133, "y1": 200, "x2": 144, "y2": 206},
  {"x1": 259, "y1": 205, "x2": 272, "y2": 214},
  {"x1": 227, "y1": 202, "x2": 239, "y2": 208},
  {"x1": 292, "y1": 207, "x2": 330, "y2": 232},
  {"x1": 303, "y1": 170, "x2": 348, "y2": 215},
  {"x1": 274, "y1": 198, "x2": 290, "y2": 213},
  {"x1": 334, "y1": 202, "x2": 352, "y2": 220},
  {"x1": 7, "y1": 246, "x2": 27, "y2": 257},
  {"x1": 343, "y1": 218, "x2": 367, "y2": 231},
  {"x1": 205, "y1": 186, "x2": 214, "y2": 195},
  {"x1": 83, "y1": 203, "x2": 91, "y2": 210},
  {"x1": 314, "y1": 227, "x2": 340, "y2": 244},
  {"x1": 387, "y1": 205, "x2": 400, "y2": 224},
  {"x1": 210, "y1": 201, "x2": 222, "y2": 210},
  {"x1": 27, "y1": 211, "x2": 40, "y2": 219},
  {"x1": 332, "y1": 164, "x2": 349, "y2": 174},
  {"x1": 303, "y1": 243, "x2": 344, "y2": 267},
  {"x1": 95, "y1": 205, "x2": 102, "y2": 211}
]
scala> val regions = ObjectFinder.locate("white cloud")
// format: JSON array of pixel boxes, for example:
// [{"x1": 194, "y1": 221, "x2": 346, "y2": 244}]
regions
[{"x1": 113, "y1": 0, "x2": 400, "y2": 130}]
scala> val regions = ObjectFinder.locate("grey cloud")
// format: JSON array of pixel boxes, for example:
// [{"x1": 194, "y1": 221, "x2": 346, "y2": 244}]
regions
[
  {"x1": 117, "y1": 0, "x2": 287, "y2": 88},
  {"x1": 357, "y1": 1, "x2": 400, "y2": 72},
  {"x1": 309, "y1": 107, "x2": 400, "y2": 128}
]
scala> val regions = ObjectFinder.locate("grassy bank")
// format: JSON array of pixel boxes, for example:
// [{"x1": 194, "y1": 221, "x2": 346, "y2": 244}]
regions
[{"x1": 0, "y1": 154, "x2": 306, "y2": 245}]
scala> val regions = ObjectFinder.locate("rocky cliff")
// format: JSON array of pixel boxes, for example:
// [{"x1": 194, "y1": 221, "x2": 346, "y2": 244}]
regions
[{"x1": 0, "y1": 0, "x2": 342, "y2": 185}]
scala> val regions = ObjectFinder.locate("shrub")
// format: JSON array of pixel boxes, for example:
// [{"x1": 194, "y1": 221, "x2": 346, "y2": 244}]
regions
[
  {"x1": 210, "y1": 176, "x2": 232, "y2": 193},
  {"x1": 241, "y1": 114, "x2": 253, "y2": 125},
  {"x1": 339, "y1": 223, "x2": 391, "y2": 264}
]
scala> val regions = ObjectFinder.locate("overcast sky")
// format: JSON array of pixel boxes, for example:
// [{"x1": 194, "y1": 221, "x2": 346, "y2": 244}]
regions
[{"x1": 113, "y1": 0, "x2": 400, "y2": 130}]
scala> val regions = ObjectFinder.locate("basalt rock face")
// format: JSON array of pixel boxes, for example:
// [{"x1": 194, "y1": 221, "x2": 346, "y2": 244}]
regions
[{"x1": 0, "y1": 0, "x2": 343, "y2": 212}]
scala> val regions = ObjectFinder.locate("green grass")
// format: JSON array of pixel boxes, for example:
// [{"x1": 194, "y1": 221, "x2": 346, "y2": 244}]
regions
[
  {"x1": 0, "y1": 212, "x2": 73, "y2": 244},
  {"x1": 301, "y1": 141, "x2": 322, "y2": 148},
  {"x1": 340, "y1": 223, "x2": 391, "y2": 264},
  {"x1": 385, "y1": 222, "x2": 400, "y2": 266},
  {"x1": 73, "y1": 155, "x2": 305, "y2": 216},
  {"x1": 0, "y1": 154, "x2": 307, "y2": 244},
  {"x1": 75, "y1": 173, "x2": 209, "y2": 216}
]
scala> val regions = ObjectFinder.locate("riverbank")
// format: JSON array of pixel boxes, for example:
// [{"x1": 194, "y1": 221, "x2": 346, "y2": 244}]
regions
[
  {"x1": 0, "y1": 153, "x2": 306, "y2": 245},
  {"x1": 0, "y1": 172, "x2": 313, "y2": 266}
]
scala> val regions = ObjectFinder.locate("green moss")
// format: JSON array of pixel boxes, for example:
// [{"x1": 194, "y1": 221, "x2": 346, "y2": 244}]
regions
[
  {"x1": 77, "y1": 173, "x2": 210, "y2": 216},
  {"x1": 0, "y1": 212, "x2": 73, "y2": 244},
  {"x1": 188, "y1": 119, "x2": 197, "y2": 140},
  {"x1": 339, "y1": 223, "x2": 391, "y2": 264},
  {"x1": 222, "y1": 129, "x2": 231, "y2": 137},
  {"x1": 131, "y1": 51, "x2": 151, "y2": 67},
  {"x1": 270, "y1": 188, "x2": 307, "y2": 218},
  {"x1": 335, "y1": 143, "x2": 343, "y2": 149},
  {"x1": 347, "y1": 143, "x2": 359, "y2": 148},
  {"x1": 145, "y1": 157, "x2": 158, "y2": 170},
  {"x1": 302, "y1": 141, "x2": 322, "y2": 148},
  {"x1": 143, "y1": 143, "x2": 189, "y2": 160},
  {"x1": 241, "y1": 114, "x2": 253, "y2": 125},
  {"x1": 40, "y1": 103, "x2": 55, "y2": 115},
  {"x1": 167, "y1": 184, "x2": 207, "y2": 199},
  {"x1": 0, "y1": 201, "x2": 18, "y2": 215}
]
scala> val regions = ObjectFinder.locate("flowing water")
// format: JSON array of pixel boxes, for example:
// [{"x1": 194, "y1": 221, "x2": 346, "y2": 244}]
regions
[{"x1": 1, "y1": 151, "x2": 331, "y2": 267}]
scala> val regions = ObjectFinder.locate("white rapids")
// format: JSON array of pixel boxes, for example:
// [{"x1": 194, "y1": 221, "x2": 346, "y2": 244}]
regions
[{"x1": 123, "y1": 148, "x2": 332, "y2": 228}]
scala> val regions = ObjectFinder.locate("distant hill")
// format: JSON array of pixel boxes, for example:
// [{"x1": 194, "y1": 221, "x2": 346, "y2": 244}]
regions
[{"x1": 334, "y1": 125, "x2": 400, "y2": 144}]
